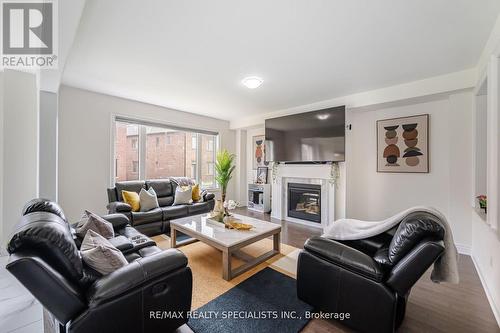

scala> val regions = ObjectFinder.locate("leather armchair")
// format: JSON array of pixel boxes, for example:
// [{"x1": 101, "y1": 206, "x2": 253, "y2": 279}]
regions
[
  {"x1": 6, "y1": 199, "x2": 192, "y2": 333},
  {"x1": 297, "y1": 211, "x2": 446, "y2": 333}
]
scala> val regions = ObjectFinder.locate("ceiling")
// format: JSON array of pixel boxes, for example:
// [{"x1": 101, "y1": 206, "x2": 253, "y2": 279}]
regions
[{"x1": 62, "y1": 0, "x2": 500, "y2": 122}]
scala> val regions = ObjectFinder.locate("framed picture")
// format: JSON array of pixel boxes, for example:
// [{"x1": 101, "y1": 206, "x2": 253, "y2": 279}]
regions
[
  {"x1": 256, "y1": 167, "x2": 268, "y2": 184},
  {"x1": 253, "y1": 135, "x2": 266, "y2": 169},
  {"x1": 377, "y1": 114, "x2": 429, "y2": 173}
]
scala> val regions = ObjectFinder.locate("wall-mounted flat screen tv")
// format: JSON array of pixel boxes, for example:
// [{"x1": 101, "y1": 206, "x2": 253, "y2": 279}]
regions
[{"x1": 265, "y1": 106, "x2": 345, "y2": 163}]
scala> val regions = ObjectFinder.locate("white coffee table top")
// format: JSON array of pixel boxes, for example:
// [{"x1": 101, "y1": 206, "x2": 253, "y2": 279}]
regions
[{"x1": 170, "y1": 213, "x2": 281, "y2": 248}]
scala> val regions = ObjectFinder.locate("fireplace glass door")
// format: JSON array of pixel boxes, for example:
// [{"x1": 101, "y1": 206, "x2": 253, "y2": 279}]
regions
[{"x1": 287, "y1": 183, "x2": 321, "y2": 223}]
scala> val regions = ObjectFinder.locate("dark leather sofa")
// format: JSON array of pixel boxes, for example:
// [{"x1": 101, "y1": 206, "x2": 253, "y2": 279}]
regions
[
  {"x1": 297, "y1": 211, "x2": 446, "y2": 333},
  {"x1": 107, "y1": 179, "x2": 215, "y2": 236},
  {"x1": 6, "y1": 199, "x2": 192, "y2": 333}
]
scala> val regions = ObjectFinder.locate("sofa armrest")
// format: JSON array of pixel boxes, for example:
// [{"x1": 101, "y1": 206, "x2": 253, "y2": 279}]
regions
[
  {"x1": 203, "y1": 192, "x2": 215, "y2": 201},
  {"x1": 100, "y1": 213, "x2": 130, "y2": 230},
  {"x1": 304, "y1": 236, "x2": 384, "y2": 282},
  {"x1": 87, "y1": 249, "x2": 188, "y2": 306},
  {"x1": 107, "y1": 201, "x2": 132, "y2": 214}
]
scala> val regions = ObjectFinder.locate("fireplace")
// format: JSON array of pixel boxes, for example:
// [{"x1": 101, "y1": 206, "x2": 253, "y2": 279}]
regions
[{"x1": 287, "y1": 183, "x2": 321, "y2": 223}]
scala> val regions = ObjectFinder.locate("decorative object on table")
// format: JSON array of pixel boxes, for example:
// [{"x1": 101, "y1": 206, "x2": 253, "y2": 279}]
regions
[
  {"x1": 256, "y1": 166, "x2": 268, "y2": 184},
  {"x1": 476, "y1": 195, "x2": 487, "y2": 213},
  {"x1": 377, "y1": 114, "x2": 429, "y2": 173},
  {"x1": 252, "y1": 135, "x2": 267, "y2": 169},
  {"x1": 212, "y1": 149, "x2": 236, "y2": 222}
]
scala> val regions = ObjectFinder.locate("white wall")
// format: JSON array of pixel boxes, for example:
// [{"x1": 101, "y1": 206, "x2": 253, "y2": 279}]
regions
[
  {"x1": 472, "y1": 212, "x2": 500, "y2": 323},
  {"x1": 0, "y1": 71, "x2": 3, "y2": 252},
  {"x1": 1, "y1": 70, "x2": 39, "y2": 247},
  {"x1": 346, "y1": 92, "x2": 473, "y2": 251},
  {"x1": 58, "y1": 86, "x2": 236, "y2": 221},
  {"x1": 39, "y1": 91, "x2": 58, "y2": 201}
]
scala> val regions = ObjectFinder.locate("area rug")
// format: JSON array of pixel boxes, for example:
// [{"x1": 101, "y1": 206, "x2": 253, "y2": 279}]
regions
[
  {"x1": 187, "y1": 267, "x2": 313, "y2": 333},
  {"x1": 153, "y1": 234, "x2": 299, "y2": 309}
]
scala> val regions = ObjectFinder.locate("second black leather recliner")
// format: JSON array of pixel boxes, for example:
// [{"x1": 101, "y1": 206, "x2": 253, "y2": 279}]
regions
[
  {"x1": 6, "y1": 199, "x2": 192, "y2": 333},
  {"x1": 297, "y1": 211, "x2": 446, "y2": 333}
]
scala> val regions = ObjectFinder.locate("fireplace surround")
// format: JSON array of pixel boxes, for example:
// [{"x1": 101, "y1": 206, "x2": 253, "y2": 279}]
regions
[{"x1": 288, "y1": 183, "x2": 321, "y2": 223}]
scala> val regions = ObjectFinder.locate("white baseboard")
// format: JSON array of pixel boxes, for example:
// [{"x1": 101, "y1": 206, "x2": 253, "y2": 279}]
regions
[
  {"x1": 455, "y1": 243, "x2": 471, "y2": 255},
  {"x1": 471, "y1": 254, "x2": 500, "y2": 327}
]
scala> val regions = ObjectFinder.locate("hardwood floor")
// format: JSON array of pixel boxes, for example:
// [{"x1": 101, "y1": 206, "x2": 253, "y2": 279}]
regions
[{"x1": 235, "y1": 207, "x2": 500, "y2": 333}]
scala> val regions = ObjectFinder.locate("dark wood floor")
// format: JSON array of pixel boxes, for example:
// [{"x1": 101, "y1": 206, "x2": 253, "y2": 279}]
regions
[{"x1": 234, "y1": 207, "x2": 500, "y2": 333}]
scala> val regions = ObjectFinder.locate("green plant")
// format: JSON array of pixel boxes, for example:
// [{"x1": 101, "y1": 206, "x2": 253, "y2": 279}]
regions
[{"x1": 215, "y1": 149, "x2": 236, "y2": 203}]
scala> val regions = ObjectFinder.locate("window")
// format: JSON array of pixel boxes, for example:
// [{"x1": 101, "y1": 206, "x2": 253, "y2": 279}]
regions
[
  {"x1": 113, "y1": 118, "x2": 218, "y2": 188},
  {"x1": 207, "y1": 139, "x2": 214, "y2": 152},
  {"x1": 192, "y1": 136, "x2": 197, "y2": 149},
  {"x1": 114, "y1": 122, "x2": 139, "y2": 181},
  {"x1": 207, "y1": 162, "x2": 214, "y2": 176}
]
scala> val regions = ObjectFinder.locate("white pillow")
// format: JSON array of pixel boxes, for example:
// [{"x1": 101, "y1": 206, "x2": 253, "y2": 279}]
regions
[
  {"x1": 173, "y1": 186, "x2": 193, "y2": 205},
  {"x1": 76, "y1": 210, "x2": 114, "y2": 239},
  {"x1": 81, "y1": 230, "x2": 128, "y2": 275},
  {"x1": 139, "y1": 187, "x2": 159, "y2": 212}
]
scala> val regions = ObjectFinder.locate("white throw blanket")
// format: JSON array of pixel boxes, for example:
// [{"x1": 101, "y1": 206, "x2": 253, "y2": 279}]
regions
[{"x1": 322, "y1": 206, "x2": 459, "y2": 284}]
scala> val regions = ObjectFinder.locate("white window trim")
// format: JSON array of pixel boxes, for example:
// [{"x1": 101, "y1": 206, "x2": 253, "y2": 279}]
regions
[{"x1": 110, "y1": 114, "x2": 220, "y2": 190}]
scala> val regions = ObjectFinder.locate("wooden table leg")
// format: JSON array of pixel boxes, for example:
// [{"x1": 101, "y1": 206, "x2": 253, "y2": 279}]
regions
[
  {"x1": 171, "y1": 226, "x2": 177, "y2": 248},
  {"x1": 222, "y1": 249, "x2": 231, "y2": 281},
  {"x1": 273, "y1": 232, "x2": 281, "y2": 253}
]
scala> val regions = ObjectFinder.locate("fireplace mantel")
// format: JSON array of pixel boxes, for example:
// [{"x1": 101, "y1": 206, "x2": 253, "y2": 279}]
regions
[{"x1": 271, "y1": 164, "x2": 336, "y2": 230}]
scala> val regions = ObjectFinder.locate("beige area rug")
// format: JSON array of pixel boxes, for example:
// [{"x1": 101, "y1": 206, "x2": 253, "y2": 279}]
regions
[{"x1": 152, "y1": 234, "x2": 300, "y2": 309}]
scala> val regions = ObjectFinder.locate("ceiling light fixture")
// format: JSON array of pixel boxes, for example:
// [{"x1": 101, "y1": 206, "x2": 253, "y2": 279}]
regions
[
  {"x1": 242, "y1": 76, "x2": 263, "y2": 89},
  {"x1": 316, "y1": 114, "x2": 330, "y2": 120}
]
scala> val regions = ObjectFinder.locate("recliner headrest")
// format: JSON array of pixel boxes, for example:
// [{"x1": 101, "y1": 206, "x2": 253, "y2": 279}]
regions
[
  {"x1": 22, "y1": 198, "x2": 67, "y2": 222},
  {"x1": 7, "y1": 211, "x2": 83, "y2": 284},
  {"x1": 388, "y1": 211, "x2": 445, "y2": 264}
]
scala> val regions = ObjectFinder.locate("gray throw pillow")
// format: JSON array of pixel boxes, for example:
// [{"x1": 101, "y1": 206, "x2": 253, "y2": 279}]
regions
[
  {"x1": 139, "y1": 187, "x2": 159, "y2": 212},
  {"x1": 76, "y1": 210, "x2": 114, "y2": 239},
  {"x1": 80, "y1": 230, "x2": 128, "y2": 275},
  {"x1": 173, "y1": 186, "x2": 193, "y2": 205}
]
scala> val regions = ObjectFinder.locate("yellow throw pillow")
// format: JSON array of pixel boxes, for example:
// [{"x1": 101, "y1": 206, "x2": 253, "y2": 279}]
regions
[
  {"x1": 122, "y1": 190, "x2": 140, "y2": 212},
  {"x1": 192, "y1": 184, "x2": 201, "y2": 202}
]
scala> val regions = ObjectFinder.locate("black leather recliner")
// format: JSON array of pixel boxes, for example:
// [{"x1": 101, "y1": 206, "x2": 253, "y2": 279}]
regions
[
  {"x1": 297, "y1": 211, "x2": 446, "y2": 333},
  {"x1": 6, "y1": 199, "x2": 192, "y2": 333}
]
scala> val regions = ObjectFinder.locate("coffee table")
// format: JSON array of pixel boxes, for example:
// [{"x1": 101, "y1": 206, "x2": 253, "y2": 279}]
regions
[{"x1": 170, "y1": 213, "x2": 281, "y2": 281}]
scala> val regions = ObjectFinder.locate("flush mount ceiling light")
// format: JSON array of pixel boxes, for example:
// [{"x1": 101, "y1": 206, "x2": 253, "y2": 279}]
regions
[
  {"x1": 316, "y1": 114, "x2": 330, "y2": 120},
  {"x1": 242, "y1": 76, "x2": 263, "y2": 89}
]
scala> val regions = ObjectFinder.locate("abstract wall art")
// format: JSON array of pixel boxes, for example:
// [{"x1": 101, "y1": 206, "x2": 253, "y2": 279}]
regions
[
  {"x1": 377, "y1": 114, "x2": 429, "y2": 173},
  {"x1": 253, "y1": 135, "x2": 266, "y2": 169}
]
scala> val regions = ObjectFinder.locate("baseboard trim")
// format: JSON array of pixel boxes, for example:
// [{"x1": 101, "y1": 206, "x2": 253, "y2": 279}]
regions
[
  {"x1": 471, "y1": 254, "x2": 500, "y2": 327},
  {"x1": 455, "y1": 243, "x2": 471, "y2": 255}
]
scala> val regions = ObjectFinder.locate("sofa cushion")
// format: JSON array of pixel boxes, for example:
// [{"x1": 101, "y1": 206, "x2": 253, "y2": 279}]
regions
[
  {"x1": 146, "y1": 179, "x2": 173, "y2": 197},
  {"x1": 76, "y1": 211, "x2": 114, "y2": 239},
  {"x1": 162, "y1": 205, "x2": 189, "y2": 220},
  {"x1": 80, "y1": 230, "x2": 128, "y2": 275},
  {"x1": 188, "y1": 202, "x2": 210, "y2": 215},
  {"x1": 158, "y1": 196, "x2": 174, "y2": 207},
  {"x1": 139, "y1": 188, "x2": 159, "y2": 212},
  {"x1": 122, "y1": 190, "x2": 141, "y2": 212},
  {"x1": 131, "y1": 208, "x2": 163, "y2": 226},
  {"x1": 115, "y1": 181, "x2": 145, "y2": 201},
  {"x1": 108, "y1": 236, "x2": 134, "y2": 252},
  {"x1": 173, "y1": 186, "x2": 193, "y2": 205}
]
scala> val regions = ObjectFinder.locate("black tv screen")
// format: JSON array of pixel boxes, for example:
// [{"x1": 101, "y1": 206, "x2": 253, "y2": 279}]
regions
[{"x1": 265, "y1": 106, "x2": 345, "y2": 163}]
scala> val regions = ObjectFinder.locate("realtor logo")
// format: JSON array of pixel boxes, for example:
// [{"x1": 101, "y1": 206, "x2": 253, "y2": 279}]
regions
[{"x1": 1, "y1": 0, "x2": 58, "y2": 68}]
